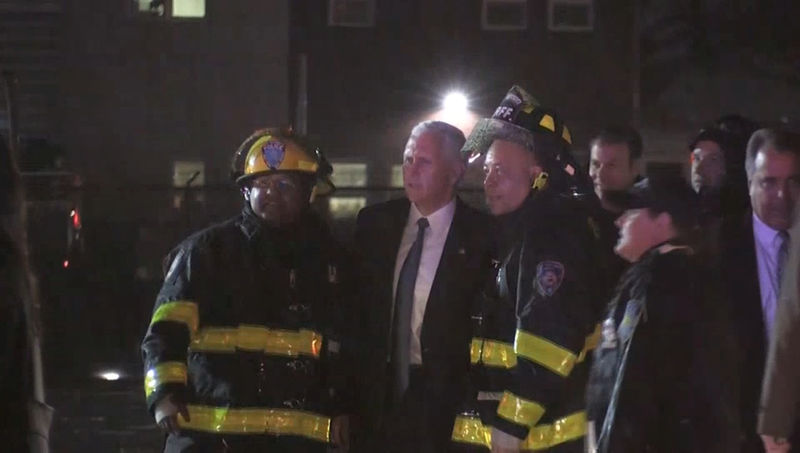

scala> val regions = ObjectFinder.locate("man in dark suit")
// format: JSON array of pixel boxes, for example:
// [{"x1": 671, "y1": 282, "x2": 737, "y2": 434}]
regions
[
  {"x1": 721, "y1": 129, "x2": 800, "y2": 452},
  {"x1": 354, "y1": 120, "x2": 490, "y2": 452}
]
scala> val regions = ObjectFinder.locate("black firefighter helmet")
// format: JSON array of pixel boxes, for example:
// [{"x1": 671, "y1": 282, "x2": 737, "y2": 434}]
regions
[{"x1": 462, "y1": 85, "x2": 592, "y2": 196}]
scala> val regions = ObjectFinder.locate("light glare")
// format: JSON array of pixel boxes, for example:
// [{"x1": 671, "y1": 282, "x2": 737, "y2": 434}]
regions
[
  {"x1": 99, "y1": 371, "x2": 121, "y2": 381},
  {"x1": 443, "y1": 92, "x2": 468, "y2": 113}
]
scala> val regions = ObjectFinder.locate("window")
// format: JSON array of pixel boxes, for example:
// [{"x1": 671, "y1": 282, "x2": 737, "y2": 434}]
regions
[
  {"x1": 548, "y1": 0, "x2": 593, "y2": 32},
  {"x1": 328, "y1": 0, "x2": 375, "y2": 27},
  {"x1": 328, "y1": 197, "x2": 367, "y2": 220},
  {"x1": 331, "y1": 163, "x2": 368, "y2": 187},
  {"x1": 135, "y1": 0, "x2": 163, "y2": 15},
  {"x1": 173, "y1": 0, "x2": 205, "y2": 18},
  {"x1": 173, "y1": 160, "x2": 205, "y2": 188},
  {"x1": 172, "y1": 160, "x2": 205, "y2": 209},
  {"x1": 391, "y1": 164, "x2": 404, "y2": 188},
  {"x1": 482, "y1": 0, "x2": 527, "y2": 31},
  {"x1": 133, "y1": 0, "x2": 205, "y2": 19}
]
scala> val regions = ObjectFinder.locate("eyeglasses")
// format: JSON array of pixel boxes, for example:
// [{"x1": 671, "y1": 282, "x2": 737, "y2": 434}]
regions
[{"x1": 251, "y1": 176, "x2": 298, "y2": 193}]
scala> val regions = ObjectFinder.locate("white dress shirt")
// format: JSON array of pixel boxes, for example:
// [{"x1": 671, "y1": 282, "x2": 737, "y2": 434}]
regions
[
  {"x1": 753, "y1": 213, "x2": 788, "y2": 338},
  {"x1": 392, "y1": 199, "x2": 456, "y2": 365}
]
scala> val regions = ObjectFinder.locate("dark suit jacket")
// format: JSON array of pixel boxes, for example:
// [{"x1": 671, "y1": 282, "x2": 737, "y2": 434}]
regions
[
  {"x1": 353, "y1": 197, "x2": 490, "y2": 452},
  {"x1": 721, "y1": 211, "x2": 767, "y2": 452}
]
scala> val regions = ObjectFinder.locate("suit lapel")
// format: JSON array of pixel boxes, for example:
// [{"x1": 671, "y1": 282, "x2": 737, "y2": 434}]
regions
[
  {"x1": 421, "y1": 198, "x2": 468, "y2": 339},
  {"x1": 743, "y1": 213, "x2": 764, "y2": 331},
  {"x1": 730, "y1": 211, "x2": 766, "y2": 353},
  {"x1": 380, "y1": 198, "x2": 410, "y2": 312},
  {"x1": 746, "y1": 215, "x2": 767, "y2": 354}
]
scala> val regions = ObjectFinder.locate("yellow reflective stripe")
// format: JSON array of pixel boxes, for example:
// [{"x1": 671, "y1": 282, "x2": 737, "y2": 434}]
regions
[
  {"x1": 190, "y1": 327, "x2": 239, "y2": 352},
  {"x1": 144, "y1": 362, "x2": 187, "y2": 398},
  {"x1": 514, "y1": 329, "x2": 577, "y2": 377},
  {"x1": 190, "y1": 325, "x2": 323, "y2": 358},
  {"x1": 179, "y1": 404, "x2": 330, "y2": 443},
  {"x1": 470, "y1": 338, "x2": 517, "y2": 368},
  {"x1": 562, "y1": 125, "x2": 572, "y2": 145},
  {"x1": 451, "y1": 415, "x2": 491, "y2": 449},
  {"x1": 151, "y1": 301, "x2": 199, "y2": 333},
  {"x1": 451, "y1": 412, "x2": 587, "y2": 451},
  {"x1": 523, "y1": 411, "x2": 587, "y2": 450},
  {"x1": 577, "y1": 323, "x2": 601, "y2": 363},
  {"x1": 539, "y1": 114, "x2": 555, "y2": 132},
  {"x1": 470, "y1": 339, "x2": 482, "y2": 363},
  {"x1": 497, "y1": 391, "x2": 545, "y2": 428}
]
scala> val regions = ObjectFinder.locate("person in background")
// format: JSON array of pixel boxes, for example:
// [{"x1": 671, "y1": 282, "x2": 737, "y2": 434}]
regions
[
  {"x1": 721, "y1": 128, "x2": 800, "y2": 452},
  {"x1": 689, "y1": 116, "x2": 759, "y2": 223},
  {"x1": 588, "y1": 126, "x2": 644, "y2": 216},
  {"x1": 588, "y1": 126, "x2": 645, "y2": 283},
  {"x1": 690, "y1": 127, "x2": 735, "y2": 201},
  {"x1": 715, "y1": 114, "x2": 761, "y2": 214}
]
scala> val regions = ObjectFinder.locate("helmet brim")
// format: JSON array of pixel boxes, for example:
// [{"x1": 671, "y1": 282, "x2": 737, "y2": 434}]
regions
[
  {"x1": 461, "y1": 118, "x2": 536, "y2": 164},
  {"x1": 236, "y1": 170, "x2": 336, "y2": 197}
]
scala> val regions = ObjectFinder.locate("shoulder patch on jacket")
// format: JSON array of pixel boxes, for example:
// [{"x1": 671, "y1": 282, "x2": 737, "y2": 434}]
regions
[{"x1": 534, "y1": 260, "x2": 564, "y2": 297}]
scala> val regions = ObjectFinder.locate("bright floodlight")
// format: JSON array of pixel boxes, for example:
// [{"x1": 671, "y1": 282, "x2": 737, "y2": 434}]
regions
[
  {"x1": 99, "y1": 371, "x2": 121, "y2": 381},
  {"x1": 443, "y1": 92, "x2": 468, "y2": 113}
]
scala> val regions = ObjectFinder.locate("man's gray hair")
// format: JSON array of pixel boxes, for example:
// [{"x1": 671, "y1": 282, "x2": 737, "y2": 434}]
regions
[
  {"x1": 407, "y1": 120, "x2": 466, "y2": 163},
  {"x1": 745, "y1": 128, "x2": 800, "y2": 180}
]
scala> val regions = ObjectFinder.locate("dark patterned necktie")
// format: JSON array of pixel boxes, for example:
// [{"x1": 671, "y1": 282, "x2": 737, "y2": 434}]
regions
[{"x1": 392, "y1": 217, "x2": 428, "y2": 402}]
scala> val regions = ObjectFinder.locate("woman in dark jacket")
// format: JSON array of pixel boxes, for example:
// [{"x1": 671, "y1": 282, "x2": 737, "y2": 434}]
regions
[{"x1": 586, "y1": 177, "x2": 735, "y2": 452}]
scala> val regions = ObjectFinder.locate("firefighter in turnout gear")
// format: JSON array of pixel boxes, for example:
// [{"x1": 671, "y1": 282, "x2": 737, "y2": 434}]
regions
[
  {"x1": 141, "y1": 128, "x2": 354, "y2": 452},
  {"x1": 451, "y1": 86, "x2": 602, "y2": 452}
]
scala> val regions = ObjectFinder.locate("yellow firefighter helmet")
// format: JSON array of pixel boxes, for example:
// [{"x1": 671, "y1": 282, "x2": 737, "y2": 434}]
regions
[{"x1": 231, "y1": 128, "x2": 334, "y2": 196}]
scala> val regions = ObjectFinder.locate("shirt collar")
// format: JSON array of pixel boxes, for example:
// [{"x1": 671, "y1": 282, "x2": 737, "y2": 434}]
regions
[
  {"x1": 753, "y1": 212, "x2": 784, "y2": 250},
  {"x1": 408, "y1": 198, "x2": 457, "y2": 234}
]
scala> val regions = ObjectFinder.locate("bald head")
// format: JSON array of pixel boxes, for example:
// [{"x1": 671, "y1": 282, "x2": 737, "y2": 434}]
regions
[{"x1": 483, "y1": 139, "x2": 542, "y2": 215}]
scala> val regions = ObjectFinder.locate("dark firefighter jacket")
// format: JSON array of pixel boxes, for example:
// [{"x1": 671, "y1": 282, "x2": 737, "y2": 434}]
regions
[
  {"x1": 452, "y1": 190, "x2": 602, "y2": 451},
  {"x1": 141, "y1": 205, "x2": 354, "y2": 446},
  {"x1": 586, "y1": 245, "x2": 701, "y2": 453}
]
